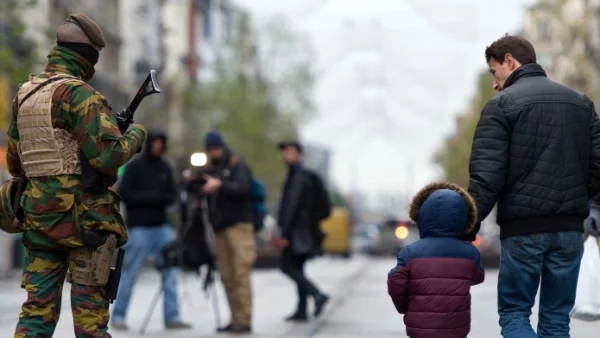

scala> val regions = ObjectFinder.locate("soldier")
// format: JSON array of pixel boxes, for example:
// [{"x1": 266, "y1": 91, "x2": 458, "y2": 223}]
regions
[{"x1": 1, "y1": 14, "x2": 146, "y2": 338}]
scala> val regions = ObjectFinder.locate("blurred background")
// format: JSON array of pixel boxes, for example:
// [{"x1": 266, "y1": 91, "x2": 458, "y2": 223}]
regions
[
  {"x1": 2, "y1": 1, "x2": 600, "y2": 336},
  {"x1": 3, "y1": 0, "x2": 599, "y2": 273}
]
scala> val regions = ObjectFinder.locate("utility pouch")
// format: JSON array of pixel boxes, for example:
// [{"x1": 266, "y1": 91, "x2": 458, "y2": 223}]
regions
[{"x1": 67, "y1": 233, "x2": 117, "y2": 286}]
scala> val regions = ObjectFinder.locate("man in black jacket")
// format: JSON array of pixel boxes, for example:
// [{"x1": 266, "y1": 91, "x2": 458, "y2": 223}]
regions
[
  {"x1": 187, "y1": 131, "x2": 255, "y2": 334},
  {"x1": 111, "y1": 130, "x2": 191, "y2": 331},
  {"x1": 467, "y1": 34, "x2": 600, "y2": 337},
  {"x1": 277, "y1": 141, "x2": 330, "y2": 322}
]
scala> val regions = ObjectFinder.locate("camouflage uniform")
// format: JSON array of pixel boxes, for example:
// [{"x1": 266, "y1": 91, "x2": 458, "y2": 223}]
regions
[{"x1": 7, "y1": 45, "x2": 146, "y2": 337}]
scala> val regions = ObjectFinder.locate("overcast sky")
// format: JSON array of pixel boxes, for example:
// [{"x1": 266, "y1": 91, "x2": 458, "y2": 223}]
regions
[{"x1": 235, "y1": 0, "x2": 535, "y2": 196}]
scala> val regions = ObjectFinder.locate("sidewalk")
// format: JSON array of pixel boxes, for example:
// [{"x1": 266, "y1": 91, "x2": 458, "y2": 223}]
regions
[{"x1": 0, "y1": 256, "x2": 368, "y2": 337}]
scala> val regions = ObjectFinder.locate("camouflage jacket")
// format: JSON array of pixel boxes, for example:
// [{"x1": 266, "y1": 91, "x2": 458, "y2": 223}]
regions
[{"x1": 6, "y1": 46, "x2": 146, "y2": 250}]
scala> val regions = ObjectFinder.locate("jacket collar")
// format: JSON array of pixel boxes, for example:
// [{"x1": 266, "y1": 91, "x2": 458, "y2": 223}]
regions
[{"x1": 502, "y1": 63, "x2": 546, "y2": 90}]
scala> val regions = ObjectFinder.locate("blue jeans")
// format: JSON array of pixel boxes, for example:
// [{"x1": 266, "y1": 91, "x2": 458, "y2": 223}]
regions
[
  {"x1": 498, "y1": 231, "x2": 584, "y2": 338},
  {"x1": 111, "y1": 224, "x2": 181, "y2": 324}
]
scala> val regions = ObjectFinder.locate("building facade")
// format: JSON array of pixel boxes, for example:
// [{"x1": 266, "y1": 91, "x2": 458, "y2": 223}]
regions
[
  {"x1": 161, "y1": 0, "x2": 247, "y2": 146},
  {"x1": 521, "y1": 0, "x2": 600, "y2": 94},
  {"x1": 120, "y1": 0, "x2": 164, "y2": 87},
  {"x1": 162, "y1": 0, "x2": 238, "y2": 83}
]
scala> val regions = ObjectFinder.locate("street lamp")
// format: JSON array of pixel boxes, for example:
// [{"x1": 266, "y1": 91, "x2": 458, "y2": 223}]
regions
[{"x1": 190, "y1": 152, "x2": 207, "y2": 167}]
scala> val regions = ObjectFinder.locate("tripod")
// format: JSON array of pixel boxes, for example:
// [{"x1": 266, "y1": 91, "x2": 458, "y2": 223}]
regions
[
  {"x1": 138, "y1": 197, "x2": 222, "y2": 335},
  {"x1": 138, "y1": 267, "x2": 222, "y2": 334}
]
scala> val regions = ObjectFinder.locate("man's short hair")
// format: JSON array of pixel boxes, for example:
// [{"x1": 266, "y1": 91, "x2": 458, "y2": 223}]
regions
[
  {"x1": 485, "y1": 34, "x2": 536, "y2": 65},
  {"x1": 278, "y1": 141, "x2": 303, "y2": 154}
]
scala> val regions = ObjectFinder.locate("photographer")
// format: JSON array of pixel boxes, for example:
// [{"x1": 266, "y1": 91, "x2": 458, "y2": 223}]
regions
[{"x1": 186, "y1": 131, "x2": 255, "y2": 334}]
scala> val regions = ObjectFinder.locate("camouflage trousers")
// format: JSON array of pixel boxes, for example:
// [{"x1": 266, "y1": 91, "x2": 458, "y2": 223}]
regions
[{"x1": 14, "y1": 248, "x2": 111, "y2": 338}]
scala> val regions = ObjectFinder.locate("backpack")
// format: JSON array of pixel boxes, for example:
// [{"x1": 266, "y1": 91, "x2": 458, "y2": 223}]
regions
[
  {"x1": 250, "y1": 177, "x2": 268, "y2": 231},
  {"x1": 308, "y1": 171, "x2": 331, "y2": 221},
  {"x1": 228, "y1": 155, "x2": 268, "y2": 231}
]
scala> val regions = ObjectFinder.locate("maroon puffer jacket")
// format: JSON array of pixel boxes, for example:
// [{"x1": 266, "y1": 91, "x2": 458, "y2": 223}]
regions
[{"x1": 387, "y1": 184, "x2": 485, "y2": 338}]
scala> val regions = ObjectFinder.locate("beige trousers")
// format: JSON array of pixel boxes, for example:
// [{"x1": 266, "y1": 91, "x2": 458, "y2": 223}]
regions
[{"x1": 215, "y1": 223, "x2": 257, "y2": 325}]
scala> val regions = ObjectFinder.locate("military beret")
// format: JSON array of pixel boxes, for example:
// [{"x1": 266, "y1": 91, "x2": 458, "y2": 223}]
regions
[{"x1": 65, "y1": 13, "x2": 106, "y2": 48}]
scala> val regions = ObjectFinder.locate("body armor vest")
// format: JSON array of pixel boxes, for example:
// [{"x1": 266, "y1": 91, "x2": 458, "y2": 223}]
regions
[{"x1": 16, "y1": 74, "x2": 83, "y2": 178}]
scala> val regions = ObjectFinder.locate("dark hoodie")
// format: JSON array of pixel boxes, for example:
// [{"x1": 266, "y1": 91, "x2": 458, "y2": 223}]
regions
[
  {"x1": 118, "y1": 130, "x2": 178, "y2": 227},
  {"x1": 387, "y1": 182, "x2": 485, "y2": 338}
]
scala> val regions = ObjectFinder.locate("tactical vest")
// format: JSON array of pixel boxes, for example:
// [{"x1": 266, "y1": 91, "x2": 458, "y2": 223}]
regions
[{"x1": 16, "y1": 74, "x2": 82, "y2": 178}]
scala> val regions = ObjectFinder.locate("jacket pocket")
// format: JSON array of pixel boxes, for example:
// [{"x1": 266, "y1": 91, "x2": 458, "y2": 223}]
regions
[
  {"x1": 79, "y1": 190, "x2": 128, "y2": 246},
  {"x1": 22, "y1": 191, "x2": 80, "y2": 247}
]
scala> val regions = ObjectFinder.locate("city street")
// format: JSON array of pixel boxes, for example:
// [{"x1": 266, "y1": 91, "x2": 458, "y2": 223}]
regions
[{"x1": 0, "y1": 255, "x2": 597, "y2": 337}]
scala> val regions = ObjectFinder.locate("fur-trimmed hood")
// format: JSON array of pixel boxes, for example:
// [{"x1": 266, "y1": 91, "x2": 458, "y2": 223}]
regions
[{"x1": 408, "y1": 182, "x2": 478, "y2": 239}]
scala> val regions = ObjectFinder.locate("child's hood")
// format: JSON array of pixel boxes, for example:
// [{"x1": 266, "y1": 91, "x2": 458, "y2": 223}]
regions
[{"x1": 408, "y1": 182, "x2": 478, "y2": 239}]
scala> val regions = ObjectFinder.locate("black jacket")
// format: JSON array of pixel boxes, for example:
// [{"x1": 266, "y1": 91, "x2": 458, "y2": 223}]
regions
[
  {"x1": 468, "y1": 63, "x2": 600, "y2": 239},
  {"x1": 187, "y1": 149, "x2": 252, "y2": 232},
  {"x1": 279, "y1": 165, "x2": 326, "y2": 256},
  {"x1": 118, "y1": 130, "x2": 178, "y2": 227}
]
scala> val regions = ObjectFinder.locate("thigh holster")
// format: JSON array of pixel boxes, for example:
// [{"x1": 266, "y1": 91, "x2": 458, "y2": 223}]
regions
[{"x1": 67, "y1": 234, "x2": 117, "y2": 286}]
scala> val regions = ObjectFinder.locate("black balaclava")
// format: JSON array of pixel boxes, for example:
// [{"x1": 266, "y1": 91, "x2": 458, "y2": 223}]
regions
[{"x1": 57, "y1": 42, "x2": 99, "y2": 66}]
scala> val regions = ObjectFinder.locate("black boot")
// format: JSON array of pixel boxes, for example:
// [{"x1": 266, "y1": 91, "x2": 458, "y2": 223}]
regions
[
  {"x1": 216, "y1": 323, "x2": 252, "y2": 334},
  {"x1": 230, "y1": 323, "x2": 252, "y2": 334},
  {"x1": 314, "y1": 294, "x2": 330, "y2": 318},
  {"x1": 285, "y1": 311, "x2": 309, "y2": 322},
  {"x1": 216, "y1": 323, "x2": 233, "y2": 333}
]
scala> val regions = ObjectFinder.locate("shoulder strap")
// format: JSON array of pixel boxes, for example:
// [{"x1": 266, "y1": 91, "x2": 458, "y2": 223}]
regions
[{"x1": 16, "y1": 75, "x2": 74, "y2": 111}]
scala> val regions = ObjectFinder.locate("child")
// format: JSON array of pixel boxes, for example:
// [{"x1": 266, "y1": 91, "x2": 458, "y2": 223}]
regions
[{"x1": 387, "y1": 182, "x2": 485, "y2": 338}]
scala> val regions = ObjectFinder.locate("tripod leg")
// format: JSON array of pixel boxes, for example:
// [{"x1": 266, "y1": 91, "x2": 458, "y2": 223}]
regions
[
  {"x1": 139, "y1": 282, "x2": 163, "y2": 335},
  {"x1": 211, "y1": 276, "x2": 222, "y2": 329}
]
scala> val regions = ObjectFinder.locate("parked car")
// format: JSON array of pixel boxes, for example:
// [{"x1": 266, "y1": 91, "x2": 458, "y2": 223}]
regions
[
  {"x1": 376, "y1": 219, "x2": 420, "y2": 255},
  {"x1": 321, "y1": 207, "x2": 353, "y2": 258},
  {"x1": 351, "y1": 223, "x2": 380, "y2": 254},
  {"x1": 352, "y1": 219, "x2": 419, "y2": 256}
]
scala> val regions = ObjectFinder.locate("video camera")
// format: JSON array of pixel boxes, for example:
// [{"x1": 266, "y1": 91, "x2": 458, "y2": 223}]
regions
[{"x1": 185, "y1": 152, "x2": 211, "y2": 196}]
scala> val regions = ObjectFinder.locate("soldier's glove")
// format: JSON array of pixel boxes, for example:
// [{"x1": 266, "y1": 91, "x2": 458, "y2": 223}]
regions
[
  {"x1": 115, "y1": 108, "x2": 133, "y2": 133},
  {"x1": 584, "y1": 203, "x2": 600, "y2": 237}
]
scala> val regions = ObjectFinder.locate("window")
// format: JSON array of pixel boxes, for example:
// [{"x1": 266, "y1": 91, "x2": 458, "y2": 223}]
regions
[
  {"x1": 538, "y1": 20, "x2": 551, "y2": 42},
  {"x1": 221, "y1": 3, "x2": 231, "y2": 43},
  {"x1": 201, "y1": 0, "x2": 212, "y2": 39}
]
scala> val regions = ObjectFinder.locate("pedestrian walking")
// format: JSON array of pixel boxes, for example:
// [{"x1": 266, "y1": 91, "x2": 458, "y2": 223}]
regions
[
  {"x1": 387, "y1": 182, "x2": 485, "y2": 338},
  {"x1": 277, "y1": 141, "x2": 331, "y2": 322},
  {"x1": 467, "y1": 34, "x2": 600, "y2": 337}
]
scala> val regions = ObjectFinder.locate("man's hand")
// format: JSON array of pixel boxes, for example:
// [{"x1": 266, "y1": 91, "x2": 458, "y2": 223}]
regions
[
  {"x1": 585, "y1": 204, "x2": 600, "y2": 237},
  {"x1": 202, "y1": 174, "x2": 222, "y2": 194},
  {"x1": 182, "y1": 169, "x2": 192, "y2": 182},
  {"x1": 116, "y1": 108, "x2": 133, "y2": 133},
  {"x1": 270, "y1": 236, "x2": 288, "y2": 248}
]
